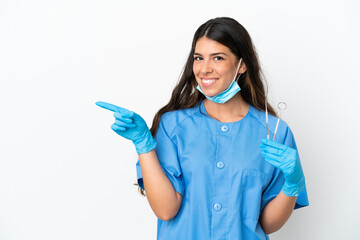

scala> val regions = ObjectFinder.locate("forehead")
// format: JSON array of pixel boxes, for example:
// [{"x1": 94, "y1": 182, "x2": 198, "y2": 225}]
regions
[{"x1": 194, "y1": 37, "x2": 232, "y2": 54}]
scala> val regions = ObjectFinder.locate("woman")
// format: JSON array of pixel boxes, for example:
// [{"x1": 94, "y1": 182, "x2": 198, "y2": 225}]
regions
[{"x1": 96, "y1": 17, "x2": 308, "y2": 239}]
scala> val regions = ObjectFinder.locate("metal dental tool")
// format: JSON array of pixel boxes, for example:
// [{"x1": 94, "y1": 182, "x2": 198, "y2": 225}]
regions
[
  {"x1": 273, "y1": 102, "x2": 287, "y2": 140},
  {"x1": 265, "y1": 97, "x2": 287, "y2": 141}
]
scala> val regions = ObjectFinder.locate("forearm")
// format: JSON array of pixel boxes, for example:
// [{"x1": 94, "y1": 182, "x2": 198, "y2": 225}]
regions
[
  {"x1": 260, "y1": 190, "x2": 297, "y2": 234},
  {"x1": 139, "y1": 149, "x2": 182, "y2": 221}
]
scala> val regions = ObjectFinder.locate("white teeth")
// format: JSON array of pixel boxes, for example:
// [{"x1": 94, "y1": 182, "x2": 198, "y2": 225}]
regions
[{"x1": 202, "y1": 79, "x2": 216, "y2": 83}]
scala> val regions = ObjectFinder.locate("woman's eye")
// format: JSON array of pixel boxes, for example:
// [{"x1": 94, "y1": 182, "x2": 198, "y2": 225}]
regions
[
  {"x1": 214, "y1": 56, "x2": 224, "y2": 61},
  {"x1": 194, "y1": 56, "x2": 202, "y2": 61}
]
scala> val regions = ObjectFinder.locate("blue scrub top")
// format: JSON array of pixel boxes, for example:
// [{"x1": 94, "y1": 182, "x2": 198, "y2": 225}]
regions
[{"x1": 136, "y1": 100, "x2": 309, "y2": 240}]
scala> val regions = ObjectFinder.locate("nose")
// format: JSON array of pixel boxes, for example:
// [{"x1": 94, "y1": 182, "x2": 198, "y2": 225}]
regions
[{"x1": 200, "y1": 60, "x2": 213, "y2": 74}]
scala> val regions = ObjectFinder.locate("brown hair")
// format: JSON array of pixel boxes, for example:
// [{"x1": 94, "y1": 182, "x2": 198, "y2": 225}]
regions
[{"x1": 137, "y1": 17, "x2": 277, "y2": 195}]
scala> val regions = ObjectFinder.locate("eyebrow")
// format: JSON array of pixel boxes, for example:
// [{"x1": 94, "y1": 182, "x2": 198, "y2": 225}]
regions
[{"x1": 193, "y1": 52, "x2": 228, "y2": 56}]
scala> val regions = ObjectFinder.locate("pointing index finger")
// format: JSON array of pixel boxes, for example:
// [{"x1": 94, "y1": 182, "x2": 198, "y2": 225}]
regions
[{"x1": 95, "y1": 101, "x2": 130, "y2": 114}]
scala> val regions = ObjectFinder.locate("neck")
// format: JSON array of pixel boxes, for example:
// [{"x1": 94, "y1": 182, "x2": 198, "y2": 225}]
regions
[{"x1": 204, "y1": 93, "x2": 249, "y2": 123}]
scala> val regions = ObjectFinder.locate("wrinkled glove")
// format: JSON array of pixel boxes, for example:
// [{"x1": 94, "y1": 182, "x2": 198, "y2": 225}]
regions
[
  {"x1": 96, "y1": 101, "x2": 156, "y2": 155},
  {"x1": 260, "y1": 139, "x2": 305, "y2": 197}
]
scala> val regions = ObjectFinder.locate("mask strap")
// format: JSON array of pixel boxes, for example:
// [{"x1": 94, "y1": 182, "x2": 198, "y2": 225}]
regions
[{"x1": 233, "y1": 58, "x2": 243, "y2": 82}]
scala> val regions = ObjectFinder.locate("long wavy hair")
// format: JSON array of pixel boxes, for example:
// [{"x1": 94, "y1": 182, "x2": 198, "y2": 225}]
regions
[{"x1": 136, "y1": 17, "x2": 277, "y2": 195}]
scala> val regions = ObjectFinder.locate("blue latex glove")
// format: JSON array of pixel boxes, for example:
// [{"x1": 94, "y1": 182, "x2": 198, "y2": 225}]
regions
[
  {"x1": 96, "y1": 101, "x2": 157, "y2": 155},
  {"x1": 260, "y1": 139, "x2": 305, "y2": 197}
]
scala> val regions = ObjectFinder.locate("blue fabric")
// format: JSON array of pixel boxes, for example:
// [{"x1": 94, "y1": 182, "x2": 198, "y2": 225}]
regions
[{"x1": 136, "y1": 100, "x2": 309, "y2": 240}]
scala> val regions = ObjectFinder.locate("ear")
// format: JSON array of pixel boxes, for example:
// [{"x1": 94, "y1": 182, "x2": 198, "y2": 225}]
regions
[{"x1": 239, "y1": 61, "x2": 247, "y2": 74}]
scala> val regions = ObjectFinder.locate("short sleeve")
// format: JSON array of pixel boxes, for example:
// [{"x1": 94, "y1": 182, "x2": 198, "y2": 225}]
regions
[
  {"x1": 136, "y1": 117, "x2": 185, "y2": 196},
  {"x1": 261, "y1": 126, "x2": 309, "y2": 213}
]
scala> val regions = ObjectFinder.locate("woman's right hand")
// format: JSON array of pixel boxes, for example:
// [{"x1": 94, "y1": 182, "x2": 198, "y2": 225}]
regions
[{"x1": 96, "y1": 101, "x2": 157, "y2": 155}]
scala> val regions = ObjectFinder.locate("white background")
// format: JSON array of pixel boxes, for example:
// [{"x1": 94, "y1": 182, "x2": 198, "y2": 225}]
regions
[{"x1": 1, "y1": 0, "x2": 359, "y2": 239}]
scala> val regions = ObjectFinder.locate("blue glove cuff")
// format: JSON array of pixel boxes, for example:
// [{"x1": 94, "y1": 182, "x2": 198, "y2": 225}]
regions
[
  {"x1": 134, "y1": 131, "x2": 157, "y2": 155},
  {"x1": 282, "y1": 176, "x2": 305, "y2": 197}
]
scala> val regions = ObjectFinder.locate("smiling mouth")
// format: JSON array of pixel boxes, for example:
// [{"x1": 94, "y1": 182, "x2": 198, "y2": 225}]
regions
[
  {"x1": 203, "y1": 79, "x2": 216, "y2": 83},
  {"x1": 201, "y1": 78, "x2": 218, "y2": 87}
]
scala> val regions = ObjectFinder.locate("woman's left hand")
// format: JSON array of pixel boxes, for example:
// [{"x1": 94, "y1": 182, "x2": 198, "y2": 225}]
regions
[{"x1": 260, "y1": 139, "x2": 305, "y2": 197}]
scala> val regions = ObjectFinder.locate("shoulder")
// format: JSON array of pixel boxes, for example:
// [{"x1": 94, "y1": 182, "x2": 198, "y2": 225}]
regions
[
  {"x1": 247, "y1": 105, "x2": 294, "y2": 143},
  {"x1": 159, "y1": 104, "x2": 201, "y2": 136}
]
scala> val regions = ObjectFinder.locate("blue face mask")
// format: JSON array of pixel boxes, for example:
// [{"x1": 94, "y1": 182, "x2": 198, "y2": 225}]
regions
[{"x1": 196, "y1": 58, "x2": 242, "y2": 104}]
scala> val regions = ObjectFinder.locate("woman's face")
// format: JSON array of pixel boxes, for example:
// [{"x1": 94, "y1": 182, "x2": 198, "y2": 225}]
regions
[{"x1": 193, "y1": 36, "x2": 242, "y2": 97}]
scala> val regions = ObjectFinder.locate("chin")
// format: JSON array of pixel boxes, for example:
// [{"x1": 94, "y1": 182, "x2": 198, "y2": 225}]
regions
[{"x1": 203, "y1": 90, "x2": 218, "y2": 97}]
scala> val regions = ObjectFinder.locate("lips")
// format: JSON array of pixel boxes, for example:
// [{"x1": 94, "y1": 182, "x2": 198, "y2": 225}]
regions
[{"x1": 201, "y1": 78, "x2": 218, "y2": 87}]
